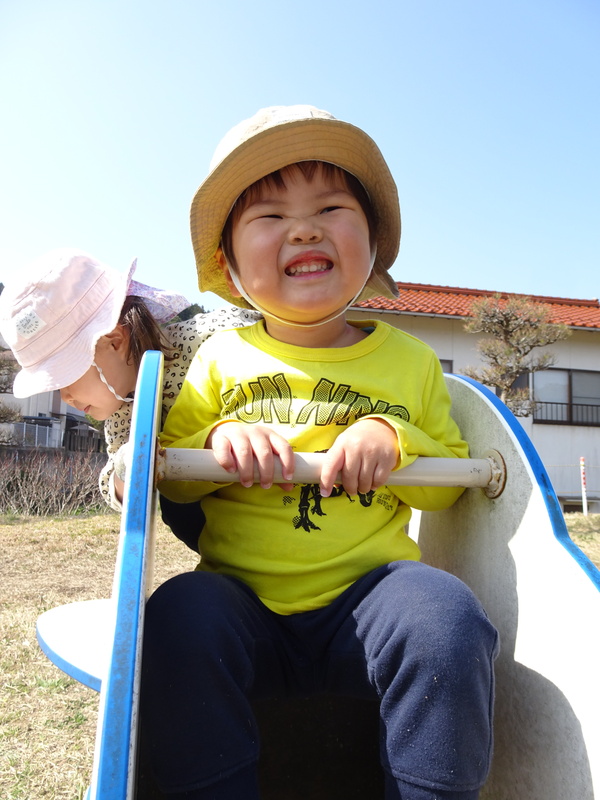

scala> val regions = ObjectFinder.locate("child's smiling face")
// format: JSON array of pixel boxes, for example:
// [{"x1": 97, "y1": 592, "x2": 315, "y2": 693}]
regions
[{"x1": 221, "y1": 163, "x2": 374, "y2": 329}]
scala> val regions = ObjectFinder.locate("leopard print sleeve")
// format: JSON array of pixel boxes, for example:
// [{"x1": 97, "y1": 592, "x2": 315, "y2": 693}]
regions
[
  {"x1": 161, "y1": 306, "x2": 261, "y2": 423},
  {"x1": 98, "y1": 402, "x2": 133, "y2": 512},
  {"x1": 98, "y1": 305, "x2": 261, "y2": 511}
]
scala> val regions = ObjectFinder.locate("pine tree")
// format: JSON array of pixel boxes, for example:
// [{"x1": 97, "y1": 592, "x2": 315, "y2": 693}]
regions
[{"x1": 462, "y1": 294, "x2": 571, "y2": 416}]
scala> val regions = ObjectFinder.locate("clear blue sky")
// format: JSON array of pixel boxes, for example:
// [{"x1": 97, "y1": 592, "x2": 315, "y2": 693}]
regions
[{"x1": 0, "y1": 0, "x2": 598, "y2": 309}]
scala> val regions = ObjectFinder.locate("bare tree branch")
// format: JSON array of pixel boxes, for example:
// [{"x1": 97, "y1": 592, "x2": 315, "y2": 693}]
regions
[{"x1": 463, "y1": 295, "x2": 571, "y2": 416}]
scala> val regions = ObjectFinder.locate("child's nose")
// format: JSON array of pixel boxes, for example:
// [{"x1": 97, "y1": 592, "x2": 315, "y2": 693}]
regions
[{"x1": 287, "y1": 216, "x2": 322, "y2": 244}]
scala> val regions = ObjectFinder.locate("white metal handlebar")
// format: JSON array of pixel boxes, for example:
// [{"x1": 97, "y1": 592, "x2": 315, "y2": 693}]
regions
[{"x1": 155, "y1": 448, "x2": 506, "y2": 499}]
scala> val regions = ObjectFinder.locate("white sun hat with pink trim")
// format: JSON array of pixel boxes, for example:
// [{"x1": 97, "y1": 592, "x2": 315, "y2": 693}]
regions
[
  {"x1": 0, "y1": 248, "x2": 190, "y2": 398},
  {"x1": 190, "y1": 104, "x2": 401, "y2": 308}
]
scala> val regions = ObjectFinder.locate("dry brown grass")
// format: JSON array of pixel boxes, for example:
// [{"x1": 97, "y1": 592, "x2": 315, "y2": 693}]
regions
[
  {"x1": 0, "y1": 513, "x2": 197, "y2": 800},
  {"x1": 567, "y1": 512, "x2": 600, "y2": 567},
  {"x1": 1, "y1": 511, "x2": 598, "y2": 798}
]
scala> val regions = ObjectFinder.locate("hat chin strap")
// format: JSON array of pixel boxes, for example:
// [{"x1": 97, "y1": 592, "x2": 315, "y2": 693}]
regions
[
  {"x1": 93, "y1": 362, "x2": 134, "y2": 404},
  {"x1": 226, "y1": 250, "x2": 376, "y2": 330}
]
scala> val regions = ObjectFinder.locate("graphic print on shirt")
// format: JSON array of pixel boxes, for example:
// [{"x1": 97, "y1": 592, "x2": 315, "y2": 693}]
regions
[
  {"x1": 221, "y1": 373, "x2": 408, "y2": 532},
  {"x1": 221, "y1": 374, "x2": 410, "y2": 426},
  {"x1": 291, "y1": 480, "x2": 375, "y2": 532}
]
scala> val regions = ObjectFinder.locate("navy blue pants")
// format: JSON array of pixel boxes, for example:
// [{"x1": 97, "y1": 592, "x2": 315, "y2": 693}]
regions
[{"x1": 140, "y1": 561, "x2": 499, "y2": 799}]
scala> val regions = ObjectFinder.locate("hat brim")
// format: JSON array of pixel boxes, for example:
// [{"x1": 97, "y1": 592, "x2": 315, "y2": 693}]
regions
[
  {"x1": 191, "y1": 117, "x2": 401, "y2": 308},
  {"x1": 11, "y1": 267, "x2": 131, "y2": 399}
]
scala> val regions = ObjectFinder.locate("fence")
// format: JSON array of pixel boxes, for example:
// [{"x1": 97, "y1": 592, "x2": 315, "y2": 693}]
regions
[
  {"x1": 0, "y1": 421, "x2": 105, "y2": 452},
  {"x1": 10, "y1": 421, "x2": 62, "y2": 448},
  {"x1": 63, "y1": 428, "x2": 106, "y2": 453}
]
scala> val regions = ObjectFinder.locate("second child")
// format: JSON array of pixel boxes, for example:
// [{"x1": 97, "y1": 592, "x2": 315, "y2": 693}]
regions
[{"x1": 0, "y1": 249, "x2": 260, "y2": 549}]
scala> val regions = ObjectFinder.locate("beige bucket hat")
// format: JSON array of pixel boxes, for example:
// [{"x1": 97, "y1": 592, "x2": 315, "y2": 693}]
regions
[{"x1": 190, "y1": 105, "x2": 401, "y2": 308}]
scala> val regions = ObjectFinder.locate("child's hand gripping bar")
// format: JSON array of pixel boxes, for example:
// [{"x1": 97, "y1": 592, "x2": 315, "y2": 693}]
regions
[{"x1": 155, "y1": 448, "x2": 506, "y2": 499}]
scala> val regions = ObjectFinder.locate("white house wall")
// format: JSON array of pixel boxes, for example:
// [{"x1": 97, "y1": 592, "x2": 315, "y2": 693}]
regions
[
  {"x1": 549, "y1": 328, "x2": 598, "y2": 370},
  {"x1": 349, "y1": 309, "x2": 600, "y2": 511}
]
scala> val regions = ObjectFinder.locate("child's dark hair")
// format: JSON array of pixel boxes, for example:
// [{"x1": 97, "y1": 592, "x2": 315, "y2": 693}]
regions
[
  {"x1": 119, "y1": 296, "x2": 175, "y2": 370},
  {"x1": 220, "y1": 160, "x2": 378, "y2": 270}
]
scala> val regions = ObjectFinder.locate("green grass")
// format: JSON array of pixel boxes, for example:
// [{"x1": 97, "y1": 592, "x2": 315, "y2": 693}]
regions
[{"x1": 567, "y1": 513, "x2": 600, "y2": 567}]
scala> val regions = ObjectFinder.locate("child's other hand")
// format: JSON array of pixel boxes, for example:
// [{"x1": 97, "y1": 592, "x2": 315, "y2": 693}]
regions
[
  {"x1": 207, "y1": 422, "x2": 294, "y2": 490},
  {"x1": 319, "y1": 419, "x2": 399, "y2": 498}
]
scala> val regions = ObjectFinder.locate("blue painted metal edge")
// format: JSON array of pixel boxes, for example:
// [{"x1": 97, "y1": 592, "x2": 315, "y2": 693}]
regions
[
  {"x1": 90, "y1": 350, "x2": 163, "y2": 799},
  {"x1": 452, "y1": 374, "x2": 600, "y2": 590}
]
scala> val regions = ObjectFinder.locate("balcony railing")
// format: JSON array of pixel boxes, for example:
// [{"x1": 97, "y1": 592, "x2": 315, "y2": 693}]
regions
[{"x1": 534, "y1": 401, "x2": 600, "y2": 426}]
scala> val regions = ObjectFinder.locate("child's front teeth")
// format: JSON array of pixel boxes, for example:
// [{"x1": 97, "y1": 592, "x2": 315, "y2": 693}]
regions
[{"x1": 288, "y1": 263, "x2": 328, "y2": 275}]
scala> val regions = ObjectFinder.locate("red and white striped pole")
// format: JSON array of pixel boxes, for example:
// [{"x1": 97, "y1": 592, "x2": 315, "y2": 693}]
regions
[{"x1": 580, "y1": 456, "x2": 588, "y2": 516}]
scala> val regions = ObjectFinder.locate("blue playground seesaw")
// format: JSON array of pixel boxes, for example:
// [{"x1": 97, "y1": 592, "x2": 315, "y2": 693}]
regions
[{"x1": 36, "y1": 350, "x2": 600, "y2": 799}]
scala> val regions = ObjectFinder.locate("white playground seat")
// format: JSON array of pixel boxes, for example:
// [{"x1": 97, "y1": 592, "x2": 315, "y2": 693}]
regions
[
  {"x1": 37, "y1": 598, "x2": 112, "y2": 691},
  {"x1": 36, "y1": 352, "x2": 600, "y2": 800},
  {"x1": 415, "y1": 375, "x2": 600, "y2": 800}
]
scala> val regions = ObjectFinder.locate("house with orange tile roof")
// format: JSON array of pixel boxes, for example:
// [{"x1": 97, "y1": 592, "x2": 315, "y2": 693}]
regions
[{"x1": 349, "y1": 282, "x2": 600, "y2": 513}]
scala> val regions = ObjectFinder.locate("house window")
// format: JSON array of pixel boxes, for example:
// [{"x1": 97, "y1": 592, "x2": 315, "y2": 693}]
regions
[
  {"x1": 533, "y1": 369, "x2": 600, "y2": 426},
  {"x1": 439, "y1": 359, "x2": 453, "y2": 373}
]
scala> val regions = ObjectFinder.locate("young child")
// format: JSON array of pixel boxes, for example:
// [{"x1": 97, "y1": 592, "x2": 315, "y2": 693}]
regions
[
  {"x1": 0, "y1": 248, "x2": 259, "y2": 549},
  {"x1": 144, "y1": 106, "x2": 499, "y2": 799}
]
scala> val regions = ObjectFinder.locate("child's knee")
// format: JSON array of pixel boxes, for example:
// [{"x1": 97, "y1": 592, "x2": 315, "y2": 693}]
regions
[
  {"x1": 362, "y1": 562, "x2": 498, "y2": 688},
  {"x1": 384, "y1": 562, "x2": 497, "y2": 645}
]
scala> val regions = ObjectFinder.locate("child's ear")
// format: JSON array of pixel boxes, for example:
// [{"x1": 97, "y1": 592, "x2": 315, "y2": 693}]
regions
[
  {"x1": 216, "y1": 247, "x2": 242, "y2": 298},
  {"x1": 100, "y1": 325, "x2": 129, "y2": 355}
]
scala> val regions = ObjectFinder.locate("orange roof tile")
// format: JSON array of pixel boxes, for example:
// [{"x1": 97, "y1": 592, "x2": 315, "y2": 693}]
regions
[{"x1": 354, "y1": 283, "x2": 600, "y2": 329}]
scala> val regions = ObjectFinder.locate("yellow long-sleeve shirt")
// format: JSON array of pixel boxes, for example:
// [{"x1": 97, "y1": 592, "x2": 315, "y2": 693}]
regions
[{"x1": 159, "y1": 320, "x2": 468, "y2": 614}]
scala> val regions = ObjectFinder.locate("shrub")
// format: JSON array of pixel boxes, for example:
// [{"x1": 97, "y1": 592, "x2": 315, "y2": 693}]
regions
[
  {"x1": 0, "y1": 399, "x2": 23, "y2": 423},
  {"x1": 0, "y1": 449, "x2": 109, "y2": 516}
]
